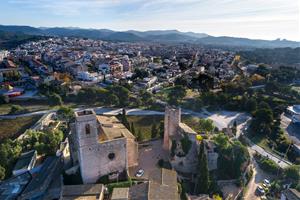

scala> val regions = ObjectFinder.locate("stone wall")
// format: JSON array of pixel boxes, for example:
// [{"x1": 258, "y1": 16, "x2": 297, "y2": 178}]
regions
[
  {"x1": 163, "y1": 106, "x2": 181, "y2": 150},
  {"x1": 127, "y1": 138, "x2": 138, "y2": 167},
  {"x1": 79, "y1": 138, "x2": 127, "y2": 184}
]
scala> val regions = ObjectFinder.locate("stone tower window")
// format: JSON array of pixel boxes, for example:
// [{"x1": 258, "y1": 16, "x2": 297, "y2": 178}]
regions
[
  {"x1": 108, "y1": 153, "x2": 115, "y2": 160},
  {"x1": 85, "y1": 124, "x2": 91, "y2": 135}
]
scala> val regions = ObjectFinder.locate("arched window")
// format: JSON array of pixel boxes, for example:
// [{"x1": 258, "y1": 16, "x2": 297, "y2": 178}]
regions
[{"x1": 85, "y1": 124, "x2": 91, "y2": 135}]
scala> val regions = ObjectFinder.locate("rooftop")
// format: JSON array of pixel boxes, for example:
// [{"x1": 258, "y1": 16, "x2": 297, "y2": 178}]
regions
[
  {"x1": 179, "y1": 123, "x2": 197, "y2": 135},
  {"x1": 129, "y1": 168, "x2": 179, "y2": 200},
  {"x1": 20, "y1": 156, "x2": 60, "y2": 198},
  {"x1": 62, "y1": 184, "x2": 104, "y2": 200},
  {"x1": 13, "y1": 150, "x2": 36, "y2": 172},
  {"x1": 0, "y1": 172, "x2": 32, "y2": 200},
  {"x1": 97, "y1": 115, "x2": 135, "y2": 142},
  {"x1": 111, "y1": 187, "x2": 129, "y2": 200}
]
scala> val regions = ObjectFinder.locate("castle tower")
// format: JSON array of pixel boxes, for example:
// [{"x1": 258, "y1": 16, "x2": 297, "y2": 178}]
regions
[
  {"x1": 74, "y1": 109, "x2": 98, "y2": 149},
  {"x1": 70, "y1": 109, "x2": 132, "y2": 184},
  {"x1": 163, "y1": 106, "x2": 181, "y2": 150}
]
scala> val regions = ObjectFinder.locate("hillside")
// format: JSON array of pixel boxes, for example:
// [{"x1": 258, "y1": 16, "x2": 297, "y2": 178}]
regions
[
  {"x1": 0, "y1": 25, "x2": 299, "y2": 48},
  {"x1": 0, "y1": 30, "x2": 46, "y2": 49},
  {"x1": 239, "y1": 47, "x2": 300, "y2": 66}
]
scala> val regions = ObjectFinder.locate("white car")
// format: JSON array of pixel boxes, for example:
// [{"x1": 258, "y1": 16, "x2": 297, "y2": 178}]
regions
[
  {"x1": 263, "y1": 179, "x2": 271, "y2": 187},
  {"x1": 256, "y1": 186, "x2": 265, "y2": 195},
  {"x1": 135, "y1": 169, "x2": 144, "y2": 177}
]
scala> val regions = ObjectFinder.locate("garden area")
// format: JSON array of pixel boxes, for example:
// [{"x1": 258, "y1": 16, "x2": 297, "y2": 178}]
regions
[
  {"x1": 0, "y1": 115, "x2": 41, "y2": 140},
  {"x1": 125, "y1": 114, "x2": 213, "y2": 141}
]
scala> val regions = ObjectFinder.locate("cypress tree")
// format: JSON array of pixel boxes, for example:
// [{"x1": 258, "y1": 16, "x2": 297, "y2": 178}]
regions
[
  {"x1": 151, "y1": 124, "x2": 158, "y2": 138},
  {"x1": 159, "y1": 121, "x2": 164, "y2": 138},
  {"x1": 137, "y1": 129, "x2": 143, "y2": 142},
  {"x1": 130, "y1": 122, "x2": 136, "y2": 136},
  {"x1": 195, "y1": 141, "x2": 210, "y2": 194}
]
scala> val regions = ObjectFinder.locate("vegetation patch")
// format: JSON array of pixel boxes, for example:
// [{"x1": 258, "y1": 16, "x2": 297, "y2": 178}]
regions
[{"x1": 0, "y1": 115, "x2": 41, "y2": 140}]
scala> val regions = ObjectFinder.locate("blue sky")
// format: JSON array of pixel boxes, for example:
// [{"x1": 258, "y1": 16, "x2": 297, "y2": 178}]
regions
[{"x1": 1, "y1": 0, "x2": 299, "y2": 41}]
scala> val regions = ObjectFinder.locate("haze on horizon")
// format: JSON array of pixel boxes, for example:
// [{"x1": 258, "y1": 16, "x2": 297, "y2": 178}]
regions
[{"x1": 1, "y1": 0, "x2": 299, "y2": 41}]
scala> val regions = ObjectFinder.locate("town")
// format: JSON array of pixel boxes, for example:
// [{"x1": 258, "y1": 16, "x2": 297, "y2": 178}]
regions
[{"x1": 0, "y1": 34, "x2": 299, "y2": 200}]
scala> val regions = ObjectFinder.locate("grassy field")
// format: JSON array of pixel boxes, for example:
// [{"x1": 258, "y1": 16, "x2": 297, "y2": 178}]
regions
[
  {"x1": 126, "y1": 115, "x2": 202, "y2": 140},
  {"x1": 0, "y1": 115, "x2": 41, "y2": 140},
  {"x1": 0, "y1": 100, "x2": 52, "y2": 115},
  {"x1": 126, "y1": 115, "x2": 164, "y2": 140}
]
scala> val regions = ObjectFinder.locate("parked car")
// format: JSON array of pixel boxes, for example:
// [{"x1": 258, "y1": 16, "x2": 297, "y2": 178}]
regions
[
  {"x1": 256, "y1": 185, "x2": 265, "y2": 195},
  {"x1": 135, "y1": 169, "x2": 144, "y2": 177},
  {"x1": 263, "y1": 179, "x2": 271, "y2": 187}
]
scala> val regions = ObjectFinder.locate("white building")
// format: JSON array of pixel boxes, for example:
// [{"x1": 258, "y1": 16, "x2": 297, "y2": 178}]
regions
[
  {"x1": 287, "y1": 105, "x2": 300, "y2": 123},
  {"x1": 77, "y1": 71, "x2": 98, "y2": 82},
  {"x1": 0, "y1": 50, "x2": 9, "y2": 62}
]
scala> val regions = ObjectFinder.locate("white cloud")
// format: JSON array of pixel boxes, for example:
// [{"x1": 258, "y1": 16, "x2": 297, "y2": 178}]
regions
[{"x1": 4, "y1": 0, "x2": 300, "y2": 40}]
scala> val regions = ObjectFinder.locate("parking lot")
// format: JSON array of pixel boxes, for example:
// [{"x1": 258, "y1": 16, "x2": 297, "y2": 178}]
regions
[{"x1": 129, "y1": 139, "x2": 168, "y2": 179}]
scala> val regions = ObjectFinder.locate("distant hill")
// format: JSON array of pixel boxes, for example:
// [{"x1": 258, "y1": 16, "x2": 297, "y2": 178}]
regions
[
  {"x1": 0, "y1": 25, "x2": 299, "y2": 48},
  {"x1": 239, "y1": 47, "x2": 300, "y2": 66},
  {"x1": 0, "y1": 30, "x2": 46, "y2": 49},
  {"x1": 198, "y1": 36, "x2": 300, "y2": 48}
]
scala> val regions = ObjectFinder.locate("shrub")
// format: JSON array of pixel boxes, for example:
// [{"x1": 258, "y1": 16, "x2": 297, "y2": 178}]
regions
[
  {"x1": 48, "y1": 93, "x2": 63, "y2": 106},
  {"x1": 107, "y1": 180, "x2": 132, "y2": 194},
  {"x1": 9, "y1": 105, "x2": 28, "y2": 114},
  {"x1": 284, "y1": 165, "x2": 300, "y2": 182},
  {"x1": 157, "y1": 159, "x2": 164, "y2": 167},
  {"x1": 256, "y1": 156, "x2": 279, "y2": 174},
  {"x1": 0, "y1": 165, "x2": 5, "y2": 181},
  {"x1": 181, "y1": 135, "x2": 192, "y2": 155}
]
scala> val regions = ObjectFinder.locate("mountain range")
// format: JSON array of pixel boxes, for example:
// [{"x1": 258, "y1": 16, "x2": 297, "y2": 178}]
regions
[{"x1": 0, "y1": 25, "x2": 299, "y2": 49}]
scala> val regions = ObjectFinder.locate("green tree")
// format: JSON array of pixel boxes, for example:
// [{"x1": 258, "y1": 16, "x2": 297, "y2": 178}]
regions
[
  {"x1": 171, "y1": 140, "x2": 177, "y2": 157},
  {"x1": 199, "y1": 119, "x2": 215, "y2": 133},
  {"x1": 9, "y1": 105, "x2": 27, "y2": 114},
  {"x1": 120, "y1": 109, "x2": 130, "y2": 130},
  {"x1": 159, "y1": 121, "x2": 164, "y2": 138},
  {"x1": 180, "y1": 135, "x2": 192, "y2": 155},
  {"x1": 195, "y1": 141, "x2": 210, "y2": 194},
  {"x1": 0, "y1": 165, "x2": 5, "y2": 180},
  {"x1": 22, "y1": 129, "x2": 63, "y2": 155},
  {"x1": 250, "y1": 107, "x2": 274, "y2": 135},
  {"x1": 140, "y1": 90, "x2": 154, "y2": 106},
  {"x1": 244, "y1": 98, "x2": 257, "y2": 112},
  {"x1": 0, "y1": 139, "x2": 22, "y2": 177},
  {"x1": 284, "y1": 165, "x2": 300, "y2": 182},
  {"x1": 109, "y1": 85, "x2": 130, "y2": 107},
  {"x1": 167, "y1": 85, "x2": 187, "y2": 106},
  {"x1": 130, "y1": 122, "x2": 136, "y2": 136},
  {"x1": 151, "y1": 124, "x2": 158, "y2": 139},
  {"x1": 137, "y1": 129, "x2": 143, "y2": 142},
  {"x1": 48, "y1": 93, "x2": 63, "y2": 106},
  {"x1": 57, "y1": 106, "x2": 74, "y2": 122}
]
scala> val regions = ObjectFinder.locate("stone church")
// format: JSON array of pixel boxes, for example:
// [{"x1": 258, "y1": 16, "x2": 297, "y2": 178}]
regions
[{"x1": 69, "y1": 109, "x2": 138, "y2": 184}]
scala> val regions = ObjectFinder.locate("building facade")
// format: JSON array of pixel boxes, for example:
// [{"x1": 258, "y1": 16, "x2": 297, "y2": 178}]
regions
[{"x1": 69, "y1": 110, "x2": 138, "y2": 184}]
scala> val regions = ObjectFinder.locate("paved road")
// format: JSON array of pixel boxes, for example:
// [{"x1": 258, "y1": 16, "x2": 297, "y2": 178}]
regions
[
  {"x1": 0, "y1": 110, "x2": 51, "y2": 119},
  {"x1": 243, "y1": 149, "x2": 274, "y2": 200},
  {"x1": 243, "y1": 136, "x2": 292, "y2": 169}
]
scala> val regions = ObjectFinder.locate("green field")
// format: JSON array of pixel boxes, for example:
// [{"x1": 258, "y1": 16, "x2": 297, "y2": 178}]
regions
[
  {"x1": 0, "y1": 100, "x2": 52, "y2": 115},
  {"x1": 0, "y1": 115, "x2": 41, "y2": 140},
  {"x1": 126, "y1": 115, "x2": 202, "y2": 140}
]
